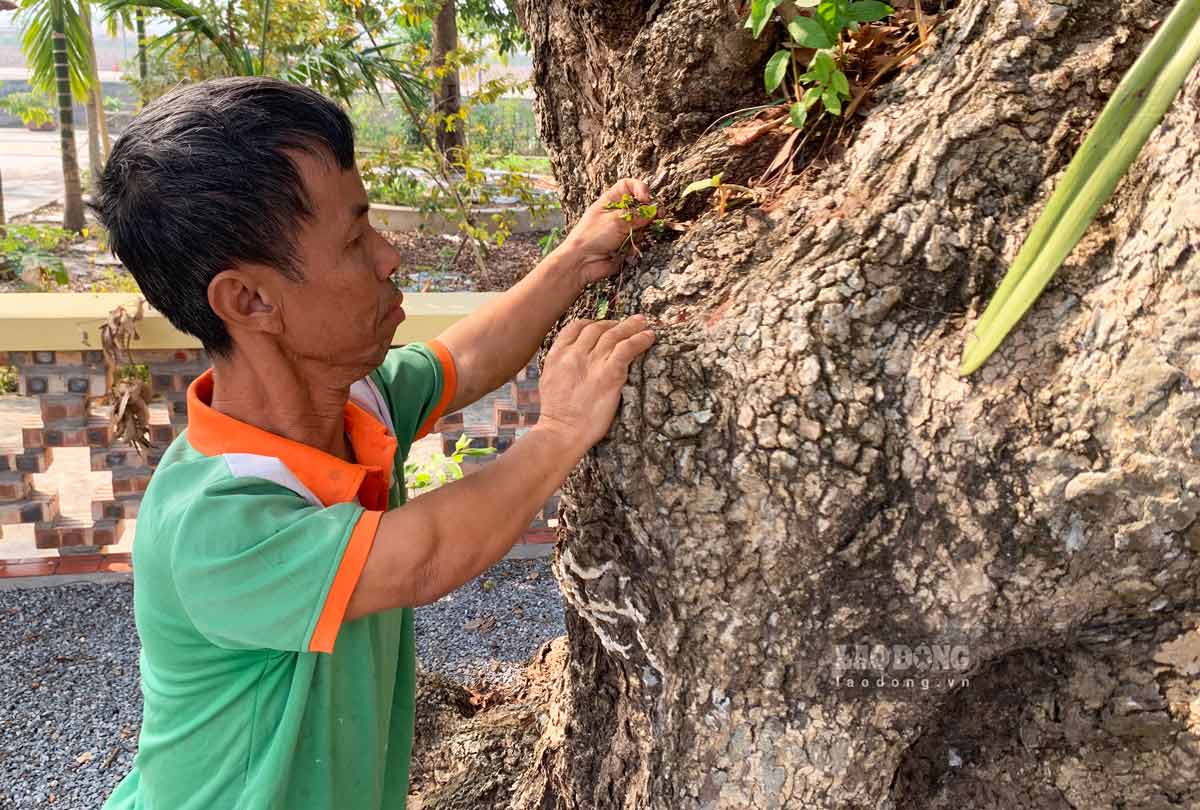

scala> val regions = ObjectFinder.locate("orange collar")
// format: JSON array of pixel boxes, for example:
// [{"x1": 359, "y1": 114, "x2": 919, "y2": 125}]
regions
[{"x1": 186, "y1": 369, "x2": 398, "y2": 508}]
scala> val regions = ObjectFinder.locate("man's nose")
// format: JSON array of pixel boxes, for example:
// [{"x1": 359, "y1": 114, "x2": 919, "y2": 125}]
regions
[{"x1": 373, "y1": 229, "x2": 403, "y2": 281}]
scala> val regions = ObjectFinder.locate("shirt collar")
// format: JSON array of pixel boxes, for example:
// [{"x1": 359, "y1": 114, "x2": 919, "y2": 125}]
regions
[{"x1": 186, "y1": 368, "x2": 398, "y2": 508}]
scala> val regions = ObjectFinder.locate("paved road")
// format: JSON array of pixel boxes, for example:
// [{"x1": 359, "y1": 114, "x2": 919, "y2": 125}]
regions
[{"x1": 0, "y1": 127, "x2": 92, "y2": 219}]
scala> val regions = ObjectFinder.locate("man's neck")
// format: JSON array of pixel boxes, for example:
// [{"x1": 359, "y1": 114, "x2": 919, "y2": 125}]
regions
[{"x1": 208, "y1": 347, "x2": 357, "y2": 464}]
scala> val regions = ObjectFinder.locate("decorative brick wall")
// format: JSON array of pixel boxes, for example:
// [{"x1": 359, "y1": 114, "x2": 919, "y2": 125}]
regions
[
  {"x1": 434, "y1": 361, "x2": 559, "y2": 543},
  {"x1": 0, "y1": 348, "x2": 197, "y2": 552},
  {"x1": 0, "y1": 349, "x2": 559, "y2": 558}
]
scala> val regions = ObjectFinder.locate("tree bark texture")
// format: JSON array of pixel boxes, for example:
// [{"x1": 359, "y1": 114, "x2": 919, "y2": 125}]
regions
[
  {"x1": 410, "y1": 1, "x2": 1200, "y2": 808},
  {"x1": 432, "y1": 0, "x2": 466, "y2": 161}
]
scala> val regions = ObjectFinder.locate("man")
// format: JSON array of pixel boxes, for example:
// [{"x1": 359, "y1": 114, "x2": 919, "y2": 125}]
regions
[{"x1": 94, "y1": 77, "x2": 656, "y2": 809}]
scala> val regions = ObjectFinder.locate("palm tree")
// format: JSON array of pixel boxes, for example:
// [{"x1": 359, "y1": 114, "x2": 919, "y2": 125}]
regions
[
  {"x1": 17, "y1": 0, "x2": 105, "y2": 215},
  {"x1": 50, "y1": 0, "x2": 85, "y2": 231}
]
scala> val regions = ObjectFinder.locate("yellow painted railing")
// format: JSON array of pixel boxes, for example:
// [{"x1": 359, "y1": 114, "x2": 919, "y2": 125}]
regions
[{"x1": 0, "y1": 292, "x2": 498, "y2": 351}]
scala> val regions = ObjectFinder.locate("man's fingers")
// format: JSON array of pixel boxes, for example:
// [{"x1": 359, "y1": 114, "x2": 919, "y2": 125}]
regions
[
  {"x1": 592, "y1": 314, "x2": 649, "y2": 356},
  {"x1": 549, "y1": 319, "x2": 594, "y2": 353},
  {"x1": 609, "y1": 329, "x2": 656, "y2": 369},
  {"x1": 571, "y1": 320, "x2": 622, "y2": 355},
  {"x1": 598, "y1": 178, "x2": 652, "y2": 207}
]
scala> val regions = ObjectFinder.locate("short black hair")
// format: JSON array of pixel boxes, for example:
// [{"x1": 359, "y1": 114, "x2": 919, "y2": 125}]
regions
[{"x1": 92, "y1": 77, "x2": 356, "y2": 357}]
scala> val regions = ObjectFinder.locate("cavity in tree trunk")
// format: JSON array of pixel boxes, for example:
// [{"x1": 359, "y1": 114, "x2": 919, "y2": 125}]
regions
[
  {"x1": 431, "y1": 0, "x2": 465, "y2": 162},
  {"x1": 411, "y1": 1, "x2": 1200, "y2": 808},
  {"x1": 52, "y1": 0, "x2": 84, "y2": 232}
]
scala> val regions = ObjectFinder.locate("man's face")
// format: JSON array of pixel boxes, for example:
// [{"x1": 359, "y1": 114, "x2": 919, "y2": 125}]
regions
[{"x1": 275, "y1": 150, "x2": 406, "y2": 379}]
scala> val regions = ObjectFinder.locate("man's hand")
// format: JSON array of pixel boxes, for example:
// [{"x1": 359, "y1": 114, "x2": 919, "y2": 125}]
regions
[
  {"x1": 535, "y1": 314, "x2": 657, "y2": 450},
  {"x1": 554, "y1": 179, "x2": 656, "y2": 286}
]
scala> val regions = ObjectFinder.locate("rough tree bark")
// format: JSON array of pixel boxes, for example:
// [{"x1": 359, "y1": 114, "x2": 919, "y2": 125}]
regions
[{"x1": 415, "y1": 1, "x2": 1200, "y2": 808}]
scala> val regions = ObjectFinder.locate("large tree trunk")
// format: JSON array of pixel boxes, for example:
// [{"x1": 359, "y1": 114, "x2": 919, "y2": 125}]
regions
[
  {"x1": 416, "y1": 0, "x2": 1200, "y2": 808},
  {"x1": 52, "y1": 0, "x2": 84, "y2": 232},
  {"x1": 431, "y1": 0, "x2": 466, "y2": 162}
]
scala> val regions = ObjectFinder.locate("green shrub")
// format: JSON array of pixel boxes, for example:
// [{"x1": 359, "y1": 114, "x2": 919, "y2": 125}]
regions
[{"x1": 0, "y1": 225, "x2": 75, "y2": 288}]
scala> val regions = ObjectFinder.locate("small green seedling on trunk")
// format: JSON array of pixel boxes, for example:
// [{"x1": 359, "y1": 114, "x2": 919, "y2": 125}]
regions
[{"x1": 680, "y1": 173, "x2": 759, "y2": 215}]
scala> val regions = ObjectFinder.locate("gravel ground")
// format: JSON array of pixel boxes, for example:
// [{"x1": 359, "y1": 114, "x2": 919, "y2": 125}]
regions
[
  {"x1": 0, "y1": 557, "x2": 564, "y2": 809},
  {"x1": 0, "y1": 582, "x2": 141, "y2": 809},
  {"x1": 414, "y1": 558, "x2": 565, "y2": 687}
]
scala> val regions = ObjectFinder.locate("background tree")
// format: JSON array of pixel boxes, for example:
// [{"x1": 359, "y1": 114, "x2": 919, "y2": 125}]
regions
[
  {"x1": 408, "y1": 0, "x2": 1200, "y2": 807},
  {"x1": 50, "y1": 0, "x2": 84, "y2": 230},
  {"x1": 426, "y1": 0, "x2": 522, "y2": 163},
  {"x1": 430, "y1": 0, "x2": 463, "y2": 161},
  {"x1": 80, "y1": 0, "x2": 110, "y2": 177},
  {"x1": 17, "y1": 0, "x2": 112, "y2": 185},
  {"x1": 134, "y1": 8, "x2": 147, "y2": 101}
]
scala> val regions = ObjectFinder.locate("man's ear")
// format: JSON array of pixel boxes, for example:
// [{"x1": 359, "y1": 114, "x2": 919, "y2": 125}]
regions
[{"x1": 208, "y1": 267, "x2": 285, "y2": 337}]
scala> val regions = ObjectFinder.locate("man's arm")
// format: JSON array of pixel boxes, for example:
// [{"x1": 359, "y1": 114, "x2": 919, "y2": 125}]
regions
[
  {"x1": 345, "y1": 315, "x2": 656, "y2": 620},
  {"x1": 435, "y1": 178, "x2": 655, "y2": 414}
]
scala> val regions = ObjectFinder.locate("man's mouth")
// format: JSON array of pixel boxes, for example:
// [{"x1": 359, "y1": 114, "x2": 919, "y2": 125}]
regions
[{"x1": 383, "y1": 293, "x2": 405, "y2": 322}]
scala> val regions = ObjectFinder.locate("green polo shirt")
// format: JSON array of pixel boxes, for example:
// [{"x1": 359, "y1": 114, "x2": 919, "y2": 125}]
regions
[{"x1": 103, "y1": 341, "x2": 457, "y2": 810}]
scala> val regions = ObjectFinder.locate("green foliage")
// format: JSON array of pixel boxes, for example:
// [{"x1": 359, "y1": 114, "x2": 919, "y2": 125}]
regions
[
  {"x1": 0, "y1": 224, "x2": 74, "y2": 288},
  {"x1": 457, "y1": 0, "x2": 525, "y2": 55},
  {"x1": 0, "y1": 366, "x2": 17, "y2": 395},
  {"x1": 468, "y1": 99, "x2": 545, "y2": 157},
  {"x1": 748, "y1": 0, "x2": 892, "y2": 130},
  {"x1": 482, "y1": 153, "x2": 551, "y2": 175},
  {"x1": 101, "y1": 0, "x2": 552, "y2": 255},
  {"x1": 364, "y1": 164, "x2": 429, "y2": 207},
  {"x1": 16, "y1": 0, "x2": 95, "y2": 101},
  {"x1": 602, "y1": 193, "x2": 658, "y2": 224},
  {"x1": 350, "y1": 97, "x2": 545, "y2": 163},
  {"x1": 116, "y1": 362, "x2": 150, "y2": 382},
  {"x1": 538, "y1": 226, "x2": 563, "y2": 257},
  {"x1": 0, "y1": 91, "x2": 55, "y2": 127},
  {"x1": 404, "y1": 432, "x2": 496, "y2": 494},
  {"x1": 960, "y1": 0, "x2": 1200, "y2": 375},
  {"x1": 102, "y1": 0, "x2": 426, "y2": 105},
  {"x1": 361, "y1": 142, "x2": 557, "y2": 249}
]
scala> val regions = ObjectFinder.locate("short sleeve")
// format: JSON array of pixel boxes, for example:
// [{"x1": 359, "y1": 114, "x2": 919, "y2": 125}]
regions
[
  {"x1": 170, "y1": 477, "x2": 382, "y2": 654},
  {"x1": 370, "y1": 340, "x2": 457, "y2": 446}
]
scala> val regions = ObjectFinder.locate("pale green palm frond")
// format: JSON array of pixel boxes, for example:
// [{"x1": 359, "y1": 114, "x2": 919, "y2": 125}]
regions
[
  {"x1": 101, "y1": 4, "x2": 135, "y2": 38},
  {"x1": 101, "y1": 0, "x2": 255, "y2": 75},
  {"x1": 279, "y1": 35, "x2": 424, "y2": 108},
  {"x1": 17, "y1": 0, "x2": 94, "y2": 100},
  {"x1": 960, "y1": 0, "x2": 1200, "y2": 375}
]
